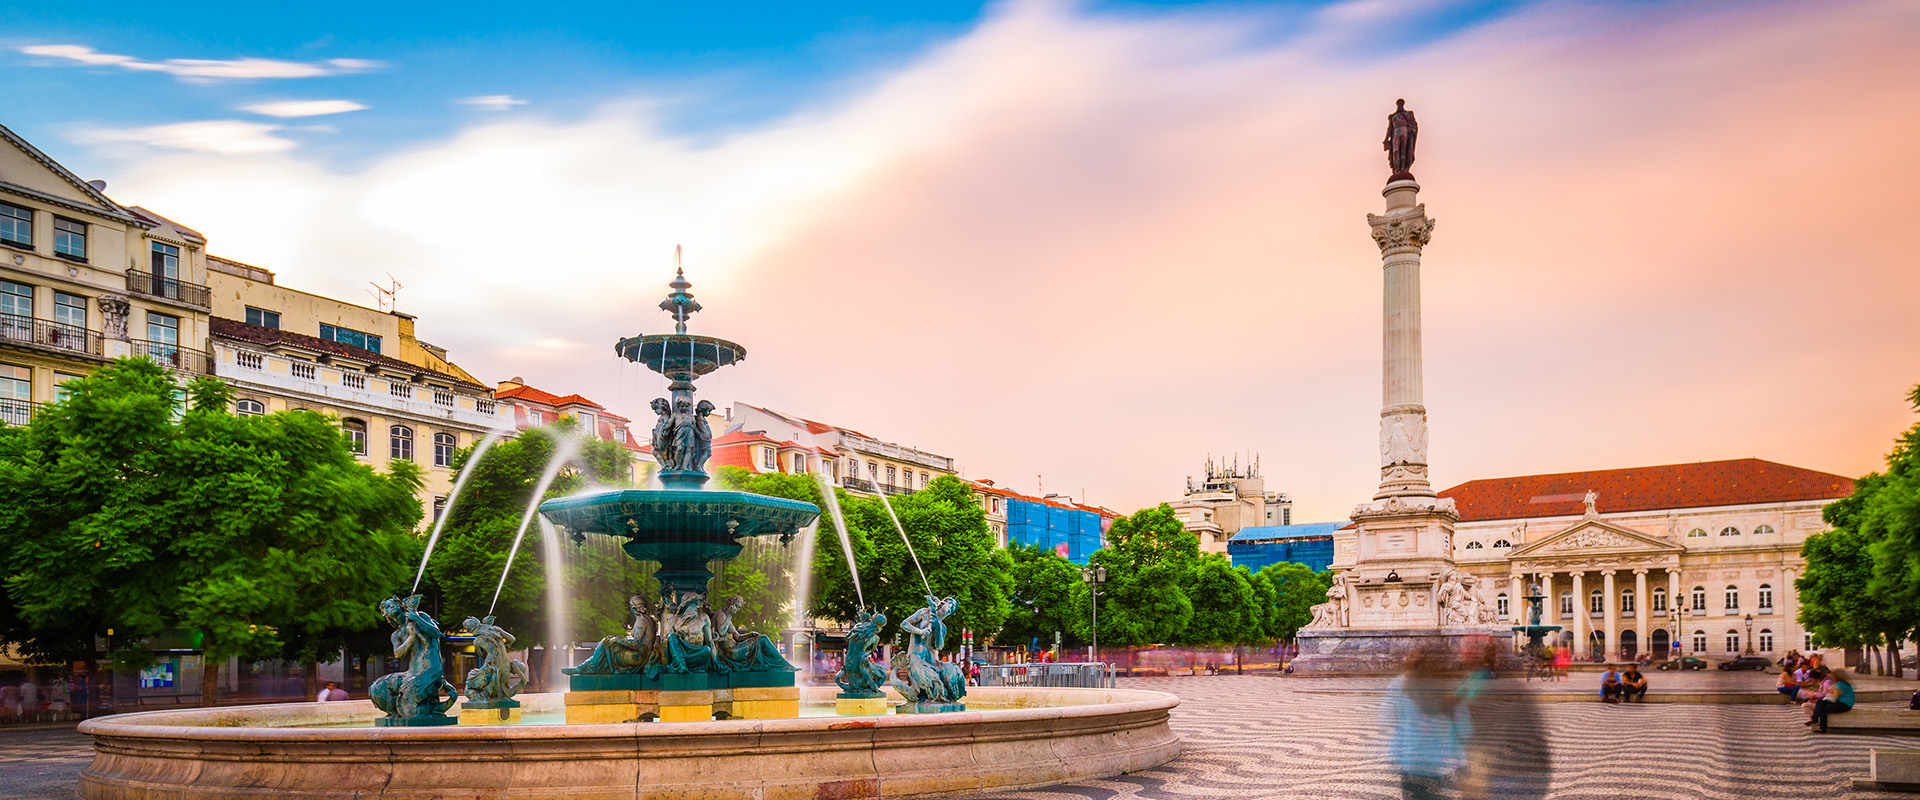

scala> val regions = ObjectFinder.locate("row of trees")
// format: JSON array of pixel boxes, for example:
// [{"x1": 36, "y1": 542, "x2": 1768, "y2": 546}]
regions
[{"x1": 1798, "y1": 383, "x2": 1920, "y2": 677}]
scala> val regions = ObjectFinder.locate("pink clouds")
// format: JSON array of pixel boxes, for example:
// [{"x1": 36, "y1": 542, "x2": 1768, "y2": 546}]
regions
[{"x1": 103, "y1": 0, "x2": 1920, "y2": 522}]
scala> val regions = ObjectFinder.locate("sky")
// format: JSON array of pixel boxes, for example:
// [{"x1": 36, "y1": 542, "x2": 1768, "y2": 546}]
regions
[{"x1": 3, "y1": 0, "x2": 1917, "y2": 524}]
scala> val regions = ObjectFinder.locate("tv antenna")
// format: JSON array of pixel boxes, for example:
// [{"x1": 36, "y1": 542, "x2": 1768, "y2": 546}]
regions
[{"x1": 368, "y1": 274, "x2": 403, "y2": 312}]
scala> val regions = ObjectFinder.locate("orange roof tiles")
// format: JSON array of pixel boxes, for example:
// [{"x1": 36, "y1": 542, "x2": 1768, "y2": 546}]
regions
[{"x1": 1437, "y1": 458, "x2": 1854, "y2": 522}]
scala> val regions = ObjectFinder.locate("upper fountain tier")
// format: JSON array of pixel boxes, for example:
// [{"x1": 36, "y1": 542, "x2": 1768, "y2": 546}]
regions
[{"x1": 614, "y1": 267, "x2": 745, "y2": 385}]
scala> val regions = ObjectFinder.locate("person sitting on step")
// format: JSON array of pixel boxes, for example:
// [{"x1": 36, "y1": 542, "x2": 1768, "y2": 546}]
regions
[
  {"x1": 1620, "y1": 666, "x2": 1647, "y2": 703},
  {"x1": 1599, "y1": 668, "x2": 1624, "y2": 703}
]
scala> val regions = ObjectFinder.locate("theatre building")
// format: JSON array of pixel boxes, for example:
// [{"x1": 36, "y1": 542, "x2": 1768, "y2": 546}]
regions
[{"x1": 1438, "y1": 458, "x2": 1853, "y2": 662}]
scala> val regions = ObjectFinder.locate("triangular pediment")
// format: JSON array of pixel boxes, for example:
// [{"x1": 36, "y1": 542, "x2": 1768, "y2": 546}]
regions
[
  {"x1": 1508, "y1": 518, "x2": 1682, "y2": 558},
  {"x1": 0, "y1": 124, "x2": 138, "y2": 222}
]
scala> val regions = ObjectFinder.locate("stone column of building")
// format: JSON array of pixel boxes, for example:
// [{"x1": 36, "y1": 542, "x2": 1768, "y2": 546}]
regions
[
  {"x1": 1781, "y1": 566, "x2": 1799, "y2": 652},
  {"x1": 1510, "y1": 575, "x2": 1524, "y2": 621},
  {"x1": 1602, "y1": 570, "x2": 1618, "y2": 659},
  {"x1": 1667, "y1": 568, "x2": 1682, "y2": 645},
  {"x1": 1537, "y1": 571, "x2": 1553, "y2": 629},
  {"x1": 1634, "y1": 569, "x2": 1650, "y2": 659},
  {"x1": 1570, "y1": 572, "x2": 1586, "y2": 653}
]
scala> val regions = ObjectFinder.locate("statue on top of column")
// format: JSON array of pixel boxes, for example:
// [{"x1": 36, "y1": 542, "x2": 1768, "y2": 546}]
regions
[{"x1": 1383, "y1": 99, "x2": 1417, "y2": 178}]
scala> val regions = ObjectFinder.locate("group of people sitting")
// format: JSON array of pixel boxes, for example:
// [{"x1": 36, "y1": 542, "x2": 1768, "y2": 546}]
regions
[
  {"x1": 1596, "y1": 666, "x2": 1649, "y2": 703},
  {"x1": 1774, "y1": 652, "x2": 1854, "y2": 733}
]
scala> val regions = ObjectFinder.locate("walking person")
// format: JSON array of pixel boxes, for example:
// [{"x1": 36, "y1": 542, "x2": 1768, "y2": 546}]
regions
[{"x1": 316, "y1": 681, "x2": 349, "y2": 702}]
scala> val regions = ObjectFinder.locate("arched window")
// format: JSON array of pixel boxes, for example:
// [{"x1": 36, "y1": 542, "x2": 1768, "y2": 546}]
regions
[
  {"x1": 1692, "y1": 630, "x2": 1707, "y2": 653},
  {"x1": 1621, "y1": 587, "x2": 1635, "y2": 614},
  {"x1": 1687, "y1": 528, "x2": 1707, "y2": 538},
  {"x1": 390, "y1": 425, "x2": 413, "y2": 461},
  {"x1": 1760, "y1": 629, "x2": 1774, "y2": 653},
  {"x1": 1496, "y1": 593, "x2": 1510, "y2": 619},
  {"x1": 1757, "y1": 584, "x2": 1773, "y2": 611},
  {"x1": 342, "y1": 419, "x2": 367, "y2": 455},
  {"x1": 235, "y1": 398, "x2": 265, "y2": 416},
  {"x1": 1464, "y1": 541, "x2": 1484, "y2": 549},
  {"x1": 1754, "y1": 524, "x2": 1775, "y2": 536},
  {"x1": 1691, "y1": 586, "x2": 1707, "y2": 611},
  {"x1": 1589, "y1": 589, "x2": 1603, "y2": 614},
  {"x1": 433, "y1": 432, "x2": 456, "y2": 468},
  {"x1": 1726, "y1": 630, "x2": 1740, "y2": 653},
  {"x1": 1559, "y1": 590, "x2": 1573, "y2": 617},
  {"x1": 1492, "y1": 539, "x2": 1511, "y2": 548},
  {"x1": 1724, "y1": 585, "x2": 1739, "y2": 611},
  {"x1": 1720, "y1": 526, "x2": 1740, "y2": 537},
  {"x1": 1651, "y1": 586, "x2": 1668, "y2": 612}
]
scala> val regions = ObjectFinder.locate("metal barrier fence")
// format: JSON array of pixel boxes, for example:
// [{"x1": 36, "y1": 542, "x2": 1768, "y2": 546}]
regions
[{"x1": 977, "y1": 662, "x2": 1114, "y2": 689}]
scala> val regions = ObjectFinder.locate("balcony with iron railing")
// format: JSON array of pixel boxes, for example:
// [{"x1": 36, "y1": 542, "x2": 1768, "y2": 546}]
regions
[
  {"x1": 130, "y1": 339, "x2": 212, "y2": 374},
  {"x1": 126, "y1": 270, "x2": 211, "y2": 308},
  {"x1": 0, "y1": 313, "x2": 104, "y2": 358},
  {"x1": 841, "y1": 477, "x2": 876, "y2": 493},
  {"x1": 0, "y1": 398, "x2": 40, "y2": 427}
]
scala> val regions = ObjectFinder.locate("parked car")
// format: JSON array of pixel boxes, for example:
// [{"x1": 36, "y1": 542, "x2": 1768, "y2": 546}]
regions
[
  {"x1": 1659, "y1": 657, "x2": 1707, "y2": 671},
  {"x1": 1718, "y1": 655, "x2": 1772, "y2": 672}
]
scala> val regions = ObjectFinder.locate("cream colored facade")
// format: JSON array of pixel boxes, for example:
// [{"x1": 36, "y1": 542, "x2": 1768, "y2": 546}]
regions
[
  {"x1": 1441, "y1": 498, "x2": 1824, "y2": 660},
  {"x1": 1170, "y1": 456, "x2": 1291, "y2": 555},
  {"x1": 722, "y1": 403, "x2": 956, "y2": 496},
  {"x1": 1, "y1": 125, "x2": 216, "y2": 421},
  {"x1": 205, "y1": 257, "x2": 501, "y2": 522}
]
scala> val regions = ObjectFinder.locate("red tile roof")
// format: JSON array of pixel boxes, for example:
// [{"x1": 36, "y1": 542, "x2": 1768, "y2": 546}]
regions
[
  {"x1": 209, "y1": 317, "x2": 483, "y2": 390},
  {"x1": 1437, "y1": 458, "x2": 1855, "y2": 522},
  {"x1": 496, "y1": 384, "x2": 608, "y2": 409}
]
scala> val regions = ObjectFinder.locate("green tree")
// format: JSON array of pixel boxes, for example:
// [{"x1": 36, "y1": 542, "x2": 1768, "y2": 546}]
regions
[
  {"x1": 711, "y1": 467, "x2": 831, "y2": 634},
  {"x1": 424, "y1": 417, "x2": 634, "y2": 686},
  {"x1": 1078, "y1": 504, "x2": 1198, "y2": 646},
  {"x1": 1258, "y1": 563, "x2": 1332, "y2": 642},
  {"x1": 0, "y1": 359, "x2": 423, "y2": 705},
  {"x1": 1181, "y1": 553, "x2": 1255, "y2": 645},
  {"x1": 998, "y1": 545, "x2": 1084, "y2": 650}
]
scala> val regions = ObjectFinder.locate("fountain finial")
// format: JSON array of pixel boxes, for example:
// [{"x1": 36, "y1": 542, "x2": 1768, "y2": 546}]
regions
[{"x1": 660, "y1": 253, "x2": 702, "y2": 335}]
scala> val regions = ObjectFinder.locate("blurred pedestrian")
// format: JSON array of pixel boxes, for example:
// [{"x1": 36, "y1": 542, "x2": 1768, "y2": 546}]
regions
[
  {"x1": 316, "y1": 681, "x2": 349, "y2": 702},
  {"x1": 1458, "y1": 644, "x2": 1552, "y2": 800},
  {"x1": 1382, "y1": 647, "x2": 1468, "y2": 800}
]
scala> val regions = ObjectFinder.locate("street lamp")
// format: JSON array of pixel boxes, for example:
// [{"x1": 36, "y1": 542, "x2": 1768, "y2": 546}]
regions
[
  {"x1": 1744, "y1": 613, "x2": 1755, "y2": 656},
  {"x1": 1082, "y1": 566, "x2": 1107, "y2": 664}
]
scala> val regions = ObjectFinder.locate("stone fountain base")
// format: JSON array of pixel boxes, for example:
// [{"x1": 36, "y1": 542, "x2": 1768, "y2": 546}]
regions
[
  {"x1": 77, "y1": 686, "x2": 1180, "y2": 800},
  {"x1": 460, "y1": 699, "x2": 523, "y2": 725},
  {"x1": 564, "y1": 670, "x2": 798, "y2": 723}
]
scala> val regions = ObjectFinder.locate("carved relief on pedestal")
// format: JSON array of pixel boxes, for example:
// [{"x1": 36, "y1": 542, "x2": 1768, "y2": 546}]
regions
[
  {"x1": 1352, "y1": 495, "x2": 1457, "y2": 520},
  {"x1": 1367, "y1": 206, "x2": 1436, "y2": 253}
]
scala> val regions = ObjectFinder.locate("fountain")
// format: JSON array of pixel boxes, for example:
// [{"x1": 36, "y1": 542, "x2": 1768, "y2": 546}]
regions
[
  {"x1": 1510, "y1": 584, "x2": 1565, "y2": 655},
  {"x1": 73, "y1": 267, "x2": 1182, "y2": 800}
]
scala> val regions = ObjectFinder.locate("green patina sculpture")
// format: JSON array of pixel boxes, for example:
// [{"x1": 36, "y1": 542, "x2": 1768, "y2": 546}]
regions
[
  {"x1": 461, "y1": 615, "x2": 527, "y2": 705},
  {"x1": 835, "y1": 608, "x2": 888, "y2": 697},
  {"x1": 892, "y1": 596, "x2": 967, "y2": 711},
  {"x1": 709, "y1": 594, "x2": 797, "y2": 673},
  {"x1": 370, "y1": 595, "x2": 457, "y2": 726},
  {"x1": 568, "y1": 594, "x2": 663, "y2": 675}
]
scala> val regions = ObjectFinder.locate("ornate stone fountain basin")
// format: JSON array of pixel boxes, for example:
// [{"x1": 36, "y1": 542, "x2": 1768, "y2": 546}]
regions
[{"x1": 76, "y1": 686, "x2": 1181, "y2": 799}]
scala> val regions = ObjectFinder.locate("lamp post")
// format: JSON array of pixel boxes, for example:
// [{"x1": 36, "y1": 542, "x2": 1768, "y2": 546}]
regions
[
  {"x1": 1082, "y1": 565, "x2": 1107, "y2": 664},
  {"x1": 1744, "y1": 613, "x2": 1755, "y2": 656}
]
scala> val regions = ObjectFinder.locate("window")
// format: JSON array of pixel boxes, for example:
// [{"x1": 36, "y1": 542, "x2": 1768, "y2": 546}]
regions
[
  {"x1": 1492, "y1": 539, "x2": 1511, "y2": 548},
  {"x1": 319, "y1": 323, "x2": 382, "y2": 354},
  {"x1": 1687, "y1": 528, "x2": 1706, "y2": 538},
  {"x1": 1589, "y1": 589, "x2": 1604, "y2": 614},
  {"x1": 920, "y1": 472, "x2": 929, "y2": 489},
  {"x1": 150, "y1": 242, "x2": 180, "y2": 279},
  {"x1": 991, "y1": 497, "x2": 1001, "y2": 514},
  {"x1": 1760, "y1": 629, "x2": 1774, "y2": 653},
  {"x1": 1691, "y1": 586, "x2": 1707, "y2": 611},
  {"x1": 53, "y1": 218, "x2": 86, "y2": 260},
  {"x1": 342, "y1": 419, "x2": 367, "y2": 455},
  {"x1": 0, "y1": 202, "x2": 31, "y2": 247},
  {"x1": 433, "y1": 432, "x2": 456, "y2": 468},
  {"x1": 1621, "y1": 587, "x2": 1635, "y2": 614},
  {"x1": 147, "y1": 312, "x2": 179, "y2": 348},
  {"x1": 1757, "y1": 584, "x2": 1773, "y2": 611},
  {"x1": 235, "y1": 398, "x2": 266, "y2": 416},
  {"x1": 1719, "y1": 526, "x2": 1740, "y2": 537},
  {"x1": 792, "y1": 453, "x2": 807, "y2": 473},
  {"x1": 52, "y1": 373, "x2": 82, "y2": 403},
  {"x1": 244, "y1": 306, "x2": 280, "y2": 329},
  {"x1": 887, "y1": 466, "x2": 897, "y2": 486},
  {"x1": 1496, "y1": 593, "x2": 1510, "y2": 619},
  {"x1": 612, "y1": 427, "x2": 626, "y2": 443},
  {"x1": 53, "y1": 292, "x2": 86, "y2": 331},
  {"x1": 0, "y1": 364, "x2": 29, "y2": 425},
  {"x1": 1724, "y1": 585, "x2": 1739, "y2": 611},
  {"x1": 1754, "y1": 524, "x2": 1775, "y2": 536},
  {"x1": 0, "y1": 280, "x2": 31, "y2": 318},
  {"x1": 390, "y1": 425, "x2": 414, "y2": 461},
  {"x1": 1559, "y1": 590, "x2": 1573, "y2": 617},
  {"x1": 762, "y1": 447, "x2": 776, "y2": 470},
  {"x1": 1806, "y1": 634, "x2": 1814, "y2": 651},
  {"x1": 1692, "y1": 631, "x2": 1707, "y2": 654},
  {"x1": 433, "y1": 496, "x2": 447, "y2": 522},
  {"x1": 1464, "y1": 541, "x2": 1483, "y2": 549},
  {"x1": 1726, "y1": 630, "x2": 1740, "y2": 653},
  {"x1": 867, "y1": 462, "x2": 877, "y2": 480},
  {"x1": 1652, "y1": 586, "x2": 1667, "y2": 612}
]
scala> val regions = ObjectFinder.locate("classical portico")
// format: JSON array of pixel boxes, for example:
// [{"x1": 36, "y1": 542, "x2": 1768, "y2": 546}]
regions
[{"x1": 1506, "y1": 516, "x2": 1684, "y2": 659}]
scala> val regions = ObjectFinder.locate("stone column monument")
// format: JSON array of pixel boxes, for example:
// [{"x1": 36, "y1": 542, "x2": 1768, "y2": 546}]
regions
[{"x1": 1293, "y1": 101, "x2": 1508, "y2": 671}]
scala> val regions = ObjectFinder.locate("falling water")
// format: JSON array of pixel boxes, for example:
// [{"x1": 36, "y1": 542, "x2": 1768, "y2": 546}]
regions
[
  {"x1": 538, "y1": 517, "x2": 572, "y2": 686},
  {"x1": 870, "y1": 483, "x2": 933, "y2": 597},
  {"x1": 489, "y1": 436, "x2": 584, "y2": 613},
  {"x1": 412, "y1": 424, "x2": 513, "y2": 592},
  {"x1": 814, "y1": 471, "x2": 864, "y2": 607},
  {"x1": 786, "y1": 519, "x2": 820, "y2": 685}
]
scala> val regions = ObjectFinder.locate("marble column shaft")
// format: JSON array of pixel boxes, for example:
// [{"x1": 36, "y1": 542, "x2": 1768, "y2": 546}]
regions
[
  {"x1": 1634, "y1": 569, "x2": 1650, "y2": 657},
  {"x1": 1367, "y1": 182, "x2": 1437, "y2": 500},
  {"x1": 1602, "y1": 570, "x2": 1618, "y2": 658},
  {"x1": 1571, "y1": 572, "x2": 1586, "y2": 651}
]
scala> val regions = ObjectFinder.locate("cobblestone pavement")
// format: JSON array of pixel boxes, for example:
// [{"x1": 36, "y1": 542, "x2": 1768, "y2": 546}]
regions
[
  {"x1": 0, "y1": 724, "x2": 92, "y2": 800},
  {"x1": 965, "y1": 675, "x2": 1920, "y2": 800}
]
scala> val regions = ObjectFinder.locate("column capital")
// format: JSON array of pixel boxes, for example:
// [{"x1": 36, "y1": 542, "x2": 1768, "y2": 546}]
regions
[
  {"x1": 1367, "y1": 206, "x2": 1435, "y2": 254},
  {"x1": 1601, "y1": 569, "x2": 1618, "y2": 577},
  {"x1": 1632, "y1": 568, "x2": 1649, "y2": 576}
]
